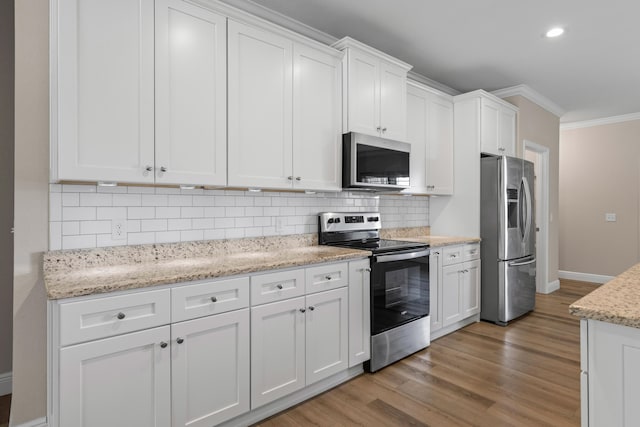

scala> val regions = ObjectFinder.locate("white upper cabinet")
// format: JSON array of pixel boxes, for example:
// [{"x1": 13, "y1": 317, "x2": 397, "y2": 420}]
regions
[
  {"x1": 228, "y1": 20, "x2": 342, "y2": 191},
  {"x1": 480, "y1": 96, "x2": 518, "y2": 157},
  {"x1": 227, "y1": 20, "x2": 293, "y2": 189},
  {"x1": 334, "y1": 37, "x2": 411, "y2": 141},
  {"x1": 405, "y1": 81, "x2": 454, "y2": 195},
  {"x1": 155, "y1": 0, "x2": 227, "y2": 186},
  {"x1": 55, "y1": 0, "x2": 155, "y2": 183},
  {"x1": 292, "y1": 44, "x2": 342, "y2": 191},
  {"x1": 55, "y1": 0, "x2": 228, "y2": 186}
]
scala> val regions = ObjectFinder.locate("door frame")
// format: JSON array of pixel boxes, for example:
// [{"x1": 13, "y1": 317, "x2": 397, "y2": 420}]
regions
[{"x1": 523, "y1": 140, "x2": 552, "y2": 294}]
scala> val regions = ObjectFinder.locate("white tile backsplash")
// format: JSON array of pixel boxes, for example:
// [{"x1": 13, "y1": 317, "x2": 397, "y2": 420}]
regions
[{"x1": 49, "y1": 184, "x2": 429, "y2": 250}]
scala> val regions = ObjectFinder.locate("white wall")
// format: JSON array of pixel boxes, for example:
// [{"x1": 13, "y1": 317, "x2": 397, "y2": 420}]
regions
[
  {"x1": 49, "y1": 185, "x2": 429, "y2": 250},
  {"x1": 0, "y1": 0, "x2": 14, "y2": 385},
  {"x1": 13, "y1": 0, "x2": 49, "y2": 424}
]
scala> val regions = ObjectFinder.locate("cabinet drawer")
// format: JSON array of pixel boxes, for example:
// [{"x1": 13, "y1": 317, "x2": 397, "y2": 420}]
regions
[
  {"x1": 172, "y1": 277, "x2": 249, "y2": 322},
  {"x1": 463, "y1": 243, "x2": 480, "y2": 262},
  {"x1": 442, "y1": 245, "x2": 464, "y2": 266},
  {"x1": 59, "y1": 289, "x2": 171, "y2": 346},
  {"x1": 251, "y1": 269, "x2": 305, "y2": 305},
  {"x1": 305, "y1": 263, "x2": 348, "y2": 294}
]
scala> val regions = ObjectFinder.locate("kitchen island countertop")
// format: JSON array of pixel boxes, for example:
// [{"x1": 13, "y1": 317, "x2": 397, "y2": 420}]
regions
[{"x1": 570, "y1": 262, "x2": 640, "y2": 328}]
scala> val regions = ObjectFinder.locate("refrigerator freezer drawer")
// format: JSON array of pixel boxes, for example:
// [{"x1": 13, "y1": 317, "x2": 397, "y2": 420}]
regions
[{"x1": 499, "y1": 257, "x2": 536, "y2": 324}]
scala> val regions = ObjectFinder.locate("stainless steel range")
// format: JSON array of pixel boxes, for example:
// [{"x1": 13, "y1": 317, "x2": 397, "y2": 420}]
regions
[{"x1": 318, "y1": 212, "x2": 431, "y2": 372}]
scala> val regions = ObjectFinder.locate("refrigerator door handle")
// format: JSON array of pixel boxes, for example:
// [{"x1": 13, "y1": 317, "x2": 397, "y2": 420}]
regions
[
  {"x1": 521, "y1": 176, "x2": 533, "y2": 242},
  {"x1": 508, "y1": 257, "x2": 536, "y2": 267}
]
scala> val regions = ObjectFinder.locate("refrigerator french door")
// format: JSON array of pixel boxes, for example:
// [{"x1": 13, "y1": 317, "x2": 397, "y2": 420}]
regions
[{"x1": 480, "y1": 155, "x2": 536, "y2": 325}]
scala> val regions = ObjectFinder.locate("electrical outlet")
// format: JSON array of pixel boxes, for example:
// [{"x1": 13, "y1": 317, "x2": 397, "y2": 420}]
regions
[
  {"x1": 275, "y1": 217, "x2": 285, "y2": 233},
  {"x1": 112, "y1": 219, "x2": 126, "y2": 240},
  {"x1": 605, "y1": 213, "x2": 617, "y2": 222}
]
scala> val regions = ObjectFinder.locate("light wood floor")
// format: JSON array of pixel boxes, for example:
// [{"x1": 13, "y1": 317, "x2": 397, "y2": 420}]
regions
[{"x1": 255, "y1": 279, "x2": 598, "y2": 427}]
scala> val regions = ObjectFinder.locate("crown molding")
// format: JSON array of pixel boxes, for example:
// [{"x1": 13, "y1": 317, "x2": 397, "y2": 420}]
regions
[
  {"x1": 560, "y1": 112, "x2": 640, "y2": 130},
  {"x1": 332, "y1": 37, "x2": 412, "y2": 71},
  {"x1": 215, "y1": 0, "x2": 338, "y2": 45},
  {"x1": 407, "y1": 72, "x2": 460, "y2": 96},
  {"x1": 491, "y1": 84, "x2": 565, "y2": 118}
]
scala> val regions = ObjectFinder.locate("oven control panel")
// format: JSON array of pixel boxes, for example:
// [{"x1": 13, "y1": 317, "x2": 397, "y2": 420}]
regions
[{"x1": 319, "y1": 212, "x2": 382, "y2": 232}]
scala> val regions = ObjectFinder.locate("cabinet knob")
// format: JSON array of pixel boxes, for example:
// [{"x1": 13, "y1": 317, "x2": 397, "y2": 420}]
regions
[
  {"x1": 160, "y1": 342, "x2": 168, "y2": 349},
  {"x1": 287, "y1": 176, "x2": 293, "y2": 181},
  {"x1": 376, "y1": 126, "x2": 381, "y2": 132},
  {"x1": 300, "y1": 308, "x2": 306, "y2": 313},
  {"x1": 210, "y1": 296, "x2": 217, "y2": 303},
  {"x1": 325, "y1": 275, "x2": 332, "y2": 280},
  {"x1": 117, "y1": 312, "x2": 125, "y2": 320},
  {"x1": 160, "y1": 166, "x2": 167, "y2": 172},
  {"x1": 433, "y1": 251, "x2": 440, "y2": 255},
  {"x1": 499, "y1": 147, "x2": 505, "y2": 151},
  {"x1": 308, "y1": 306, "x2": 315, "y2": 311},
  {"x1": 365, "y1": 268, "x2": 371, "y2": 272},
  {"x1": 145, "y1": 166, "x2": 153, "y2": 172},
  {"x1": 276, "y1": 284, "x2": 283, "y2": 290},
  {"x1": 176, "y1": 338, "x2": 184, "y2": 344},
  {"x1": 295, "y1": 177, "x2": 301, "y2": 181},
  {"x1": 382, "y1": 127, "x2": 387, "y2": 133}
]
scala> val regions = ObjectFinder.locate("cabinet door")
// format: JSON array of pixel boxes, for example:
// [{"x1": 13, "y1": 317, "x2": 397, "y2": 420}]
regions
[
  {"x1": 426, "y1": 93, "x2": 454, "y2": 194},
  {"x1": 499, "y1": 107, "x2": 517, "y2": 157},
  {"x1": 171, "y1": 309, "x2": 249, "y2": 427},
  {"x1": 429, "y1": 250, "x2": 443, "y2": 333},
  {"x1": 461, "y1": 259, "x2": 481, "y2": 318},
  {"x1": 306, "y1": 287, "x2": 349, "y2": 384},
  {"x1": 56, "y1": 0, "x2": 155, "y2": 183},
  {"x1": 155, "y1": 0, "x2": 227, "y2": 186},
  {"x1": 480, "y1": 98, "x2": 500, "y2": 155},
  {"x1": 442, "y1": 264, "x2": 463, "y2": 327},
  {"x1": 251, "y1": 297, "x2": 305, "y2": 408},
  {"x1": 379, "y1": 60, "x2": 407, "y2": 141},
  {"x1": 348, "y1": 260, "x2": 371, "y2": 367},
  {"x1": 405, "y1": 84, "x2": 429, "y2": 194},
  {"x1": 59, "y1": 326, "x2": 171, "y2": 427},
  {"x1": 292, "y1": 44, "x2": 342, "y2": 191},
  {"x1": 228, "y1": 20, "x2": 293, "y2": 189},
  {"x1": 345, "y1": 49, "x2": 380, "y2": 136}
]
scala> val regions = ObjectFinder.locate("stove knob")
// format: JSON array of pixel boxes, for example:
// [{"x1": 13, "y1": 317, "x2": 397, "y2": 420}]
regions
[
  {"x1": 328, "y1": 218, "x2": 334, "y2": 224},
  {"x1": 334, "y1": 218, "x2": 341, "y2": 223}
]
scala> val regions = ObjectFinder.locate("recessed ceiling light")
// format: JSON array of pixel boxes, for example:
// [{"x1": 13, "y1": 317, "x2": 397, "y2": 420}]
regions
[{"x1": 546, "y1": 27, "x2": 565, "y2": 38}]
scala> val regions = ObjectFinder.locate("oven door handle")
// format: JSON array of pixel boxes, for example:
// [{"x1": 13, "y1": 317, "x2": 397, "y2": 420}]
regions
[{"x1": 374, "y1": 249, "x2": 430, "y2": 263}]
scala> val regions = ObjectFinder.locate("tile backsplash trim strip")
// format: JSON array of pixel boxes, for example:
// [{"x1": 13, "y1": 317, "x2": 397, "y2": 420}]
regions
[{"x1": 49, "y1": 184, "x2": 429, "y2": 250}]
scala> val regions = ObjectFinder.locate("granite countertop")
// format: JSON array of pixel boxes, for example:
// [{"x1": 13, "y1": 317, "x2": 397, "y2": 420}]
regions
[
  {"x1": 401, "y1": 235, "x2": 481, "y2": 247},
  {"x1": 570, "y1": 263, "x2": 640, "y2": 329},
  {"x1": 44, "y1": 234, "x2": 370, "y2": 300}
]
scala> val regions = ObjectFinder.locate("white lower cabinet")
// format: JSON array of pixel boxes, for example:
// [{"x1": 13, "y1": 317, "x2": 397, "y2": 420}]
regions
[
  {"x1": 171, "y1": 309, "x2": 250, "y2": 427},
  {"x1": 59, "y1": 326, "x2": 171, "y2": 427},
  {"x1": 431, "y1": 244, "x2": 480, "y2": 339},
  {"x1": 251, "y1": 287, "x2": 349, "y2": 409},
  {"x1": 581, "y1": 319, "x2": 640, "y2": 427},
  {"x1": 51, "y1": 259, "x2": 368, "y2": 427}
]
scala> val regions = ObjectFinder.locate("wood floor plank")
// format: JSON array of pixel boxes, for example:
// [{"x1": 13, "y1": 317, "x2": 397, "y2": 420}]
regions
[{"x1": 254, "y1": 280, "x2": 595, "y2": 426}]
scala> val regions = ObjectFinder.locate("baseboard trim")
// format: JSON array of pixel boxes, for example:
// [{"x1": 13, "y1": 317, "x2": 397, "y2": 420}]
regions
[
  {"x1": 539, "y1": 279, "x2": 560, "y2": 294},
  {"x1": 0, "y1": 371, "x2": 11, "y2": 396},
  {"x1": 9, "y1": 416, "x2": 47, "y2": 427},
  {"x1": 559, "y1": 270, "x2": 613, "y2": 284}
]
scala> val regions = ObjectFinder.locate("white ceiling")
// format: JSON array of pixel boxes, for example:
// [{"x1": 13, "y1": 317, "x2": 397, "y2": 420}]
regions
[{"x1": 249, "y1": 0, "x2": 640, "y2": 123}]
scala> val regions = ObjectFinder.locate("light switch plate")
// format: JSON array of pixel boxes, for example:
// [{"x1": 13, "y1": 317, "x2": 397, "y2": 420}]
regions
[{"x1": 605, "y1": 213, "x2": 617, "y2": 222}]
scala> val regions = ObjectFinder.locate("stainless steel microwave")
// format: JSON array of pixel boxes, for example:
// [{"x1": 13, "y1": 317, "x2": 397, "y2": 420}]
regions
[{"x1": 342, "y1": 132, "x2": 411, "y2": 191}]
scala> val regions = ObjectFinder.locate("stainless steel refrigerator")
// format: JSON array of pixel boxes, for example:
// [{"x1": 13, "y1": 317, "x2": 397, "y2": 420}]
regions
[{"x1": 480, "y1": 155, "x2": 536, "y2": 325}]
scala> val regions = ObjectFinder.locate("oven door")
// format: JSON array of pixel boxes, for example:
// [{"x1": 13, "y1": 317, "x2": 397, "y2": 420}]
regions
[{"x1": 371, "y1": 248, "x2": 430, "y2": 335}]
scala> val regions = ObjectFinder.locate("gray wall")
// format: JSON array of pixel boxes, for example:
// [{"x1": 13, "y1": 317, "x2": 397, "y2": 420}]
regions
[
  {"x1": 13, "y1": 0, "x2": 49, "y2": 424},
  {"x1": 0, "y1": 0, "x2": 14, "y2": 379}
]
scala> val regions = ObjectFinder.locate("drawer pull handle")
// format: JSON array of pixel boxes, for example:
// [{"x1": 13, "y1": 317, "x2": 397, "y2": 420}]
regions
[
  {"x1": 276, "y1": 284, "x2": 283, "y2": 290},
  {"x1": 210, "y1": 296, "x2": 217, "y2": 303},
  {"x1": 176, "y1": 338, "x2": 184, "y2": 344},
  {"x1": 325, "y1": 275, "x2": 332, "y2": 280},
  {"x1": 117, "y1": 312, "x2": 125, "y2": 320},
  {"x1": 160, "y1": 342, "x2": 168, "y2": 349},
  {"x1": 308, "y1": 306, "x2": 315, "y2": 311},
  {"x1": 300, "y1": 308, "x2": 306, "y2": 313}
]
